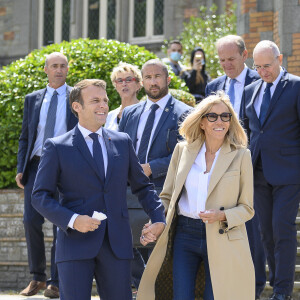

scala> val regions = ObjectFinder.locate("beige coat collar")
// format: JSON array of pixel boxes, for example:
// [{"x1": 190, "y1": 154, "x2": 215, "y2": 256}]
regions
[{"x1": 177, "y1": 138, "x2": 238, "y2": 207}]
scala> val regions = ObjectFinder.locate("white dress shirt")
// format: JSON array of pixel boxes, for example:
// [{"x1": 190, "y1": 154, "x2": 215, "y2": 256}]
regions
[
  {"x1": 31, "y1": 83, "x2": 67, "y2": 158},
  {"x1": 136, "y1": 94, "x2": 170, "y2": 162},
  {"x1": 68, "y1": 124, "x2": 108, "y2": 229},
  {"x1": 254, "y1": 69, "x2": 284, "y2": 118},
  {"x1": 178, "y1": 143, "x2": 220, "y2": 219},
  {"x1": 104, "y1": 106, "x2": 121, "y2": 131},
  {"x1": 224, "y1": 66, "x2": 248, "y2": 119}
]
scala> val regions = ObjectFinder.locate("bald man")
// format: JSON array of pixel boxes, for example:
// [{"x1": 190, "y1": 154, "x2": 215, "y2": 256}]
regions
[
  {"x1": 16, "y1": 52, "x2": 77, "y2": 298},
  {"x1": 243, "y1": 40, "x2": 300, "y2": 300}
]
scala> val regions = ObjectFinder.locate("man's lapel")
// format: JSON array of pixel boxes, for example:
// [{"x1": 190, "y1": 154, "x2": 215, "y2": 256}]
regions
[
  {"x1": 32, "y1": 89, "x2": 47, "y2": 131},
  {"x1": 262, "y1": 71, "x2": 289, "y2": 126},
  {"x1": 248, "y1": 81, "x2": 263, "y2": 125},
  {"x1": 150, "y1": 96, "x2": 173, "y2": 145},
  {"x1": 65, "y1": 85, "x2": 72, "y2": 125},
  {"x1": 132, "y1": 102, "x2": 146, "y2": 147}
]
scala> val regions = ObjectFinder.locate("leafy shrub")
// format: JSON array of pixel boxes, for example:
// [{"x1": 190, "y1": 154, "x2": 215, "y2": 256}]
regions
[
  {"x1": 0, "y1": 38, "x2": 188, "y2": 188},
  {"x1": 141, "y1": 89, "x2": 195, "y2": 107},
  {"x1": 162, "y1": 4, "x2": 237, "y2": 79}
]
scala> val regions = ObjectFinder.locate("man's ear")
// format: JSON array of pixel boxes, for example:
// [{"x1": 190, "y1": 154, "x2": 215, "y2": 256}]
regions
[
  {"x1": 167, "y1": 76, "x2": 171, "y2": 86},
  {"x1": 72, "y1": 101, "x2": 81, "y2": 113}
]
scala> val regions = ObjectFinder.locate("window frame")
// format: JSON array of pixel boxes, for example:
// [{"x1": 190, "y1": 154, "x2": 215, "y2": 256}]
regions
[{"x1": 128, "y1": 0, "x2": 164, "y2": 44}]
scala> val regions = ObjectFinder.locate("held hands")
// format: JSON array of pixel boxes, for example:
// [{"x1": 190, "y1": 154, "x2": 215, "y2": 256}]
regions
[
  {"x1": 73, "y1": 215, "x2": 101, "y2": 233},
  {"x1": 140, "y1": 222, "x2": 165, "y2": 246},
  {"x1": 15, "y1": 173, "x2": 24, "y2": 189},
  {"x1": 199, "y1": 209, "x2": 226, "y2": 224}
]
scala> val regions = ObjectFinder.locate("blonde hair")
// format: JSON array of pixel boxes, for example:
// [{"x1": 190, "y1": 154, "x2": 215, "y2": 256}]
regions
[
  {"x1": 110, "y1": 62, "x2": 142, "y2": 88},
  {"x1": 179, "y1": 90, "x2": 248, "y2": 148}
]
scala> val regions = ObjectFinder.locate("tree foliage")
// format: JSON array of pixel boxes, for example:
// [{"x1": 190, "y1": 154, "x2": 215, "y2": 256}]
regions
[
  {"x1": 163, "y1": 4, "x2": 237, "y2": 79},
  {"x1": 0, "y1": 38, "x2": 188, "y2": 188}
]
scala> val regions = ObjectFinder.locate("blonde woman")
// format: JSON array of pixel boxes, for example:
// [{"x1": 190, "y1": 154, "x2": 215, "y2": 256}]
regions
[
  {"x1": 138, "y1": 90, "x2": 255, "y2": 300},
  {"x1": 105, "y1": 62, "x2": 142, "y2": 130}
]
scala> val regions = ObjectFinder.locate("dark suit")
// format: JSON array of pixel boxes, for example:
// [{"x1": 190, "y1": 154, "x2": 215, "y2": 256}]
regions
[
  {"x1": 31, "y1": 126, "x2": 165, "y2": 300},
  {"x1": 205, "y1": 68, "x2": 260, "y2": 119},
  {"x1": 243, "y1": 70, "x2": 300, "y2": 295},
  {"x1": 206, "y1": 68, "x2": 266, "y2": 297},
  {"x1": 17, "y1": 86, "x2": 77, "y2": 285},
  {"x1": 119, "y1": 96, "x2": 190, "y2": 188},
  {"x1": 119, "y1": 95, "x2": 190, "y2": 288}
]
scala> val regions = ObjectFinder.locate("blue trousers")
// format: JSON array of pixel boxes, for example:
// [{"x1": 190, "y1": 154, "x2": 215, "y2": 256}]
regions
[
  {"x1": 23, "y1": 158, "x2": 58, "y2": 286},
  {"x1": 173, "y1": 215, "x2": 214, "y2": 300}
]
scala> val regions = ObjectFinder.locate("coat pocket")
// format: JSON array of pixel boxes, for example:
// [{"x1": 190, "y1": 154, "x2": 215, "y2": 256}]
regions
[{"x1": 227, "y1": 227, "x2": 243, "y2": 240}]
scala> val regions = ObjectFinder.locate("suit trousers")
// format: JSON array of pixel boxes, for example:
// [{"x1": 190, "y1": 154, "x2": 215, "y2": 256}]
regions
[
  {"x1": 254, "y1": 162, "x2": 300, "y2": 295},
  {"x1": 57, "y1": 229, "x2": 132, "y2": 300},
  {"x1": 245, "y1": 211, "x2": 266, "y2": 297},
  {"x1": 23, "y1": 158, "x2": 58, "y2": 285}
]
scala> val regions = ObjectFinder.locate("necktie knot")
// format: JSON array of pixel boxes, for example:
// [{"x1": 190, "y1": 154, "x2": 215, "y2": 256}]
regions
[
  {"x1": 53, "y1": 90, "x2": 58, "y2": 96},
  {"x1": 151, "y1": 103, "x2": 159, "y2": 112},
  {"x1": 266, "y1": 82, "x2": 273, "y2": 89},
  {"x1": 89, "y1": 132, "x2": 99, "y2": 142}
]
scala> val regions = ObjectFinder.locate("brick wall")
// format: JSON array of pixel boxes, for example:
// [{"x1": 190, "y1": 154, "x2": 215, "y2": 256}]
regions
[{"x1": 287, "y1": 33, "x2": 300, "y2": 76}]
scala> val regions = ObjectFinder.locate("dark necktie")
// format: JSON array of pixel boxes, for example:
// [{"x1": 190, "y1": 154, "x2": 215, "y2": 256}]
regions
[
  {"x1": 89, "y1": 133, "x2": 105, "y2": 183},
  {"x1": 227, "y1": 78, "x2": 236, "y2": 107},
  {"x1": 43, "y1": 90, "x2": 58, "y2": 145},
  {"x1": 138, "y1": 104, "x2": 159, "y2": 164},
  {"x1": 259, "y1": 82, "x2": 273, "y2": 125}
]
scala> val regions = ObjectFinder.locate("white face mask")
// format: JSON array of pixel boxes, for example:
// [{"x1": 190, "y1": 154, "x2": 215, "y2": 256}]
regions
[{"x1": 170, "y1": 52, "x2": 182, "y2": 62}]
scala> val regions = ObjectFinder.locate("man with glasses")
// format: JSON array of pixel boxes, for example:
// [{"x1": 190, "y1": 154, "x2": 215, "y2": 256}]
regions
[
  {"x1": 242, "y1": 40, "x2": 300, "y2": 300},
  {"x1": 206, "y1": 35, "x2": 265, "y2": 300},
  {"x1": 119, "y1": 59, "x2": 190, "y2": 287}
]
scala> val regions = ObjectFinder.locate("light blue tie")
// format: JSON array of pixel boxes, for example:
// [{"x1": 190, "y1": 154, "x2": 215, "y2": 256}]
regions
[
  {"x1": 259, "y1": 82, "x2": 273, "y2": 125},
  {"x1": 227, "y1": 78, "x2": 236, "y2": 107},
  {"x1": 43, "y1": 90, "x2": 58, "y2": 145}
]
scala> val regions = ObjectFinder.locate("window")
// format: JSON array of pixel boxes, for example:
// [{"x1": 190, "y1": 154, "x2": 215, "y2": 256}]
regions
[
  {"x1": 38, "y1": 0, "x2": 71, "y2": 47},
  {"x1": 129, "y1": 0, "x2": 164, "y2": 43}
]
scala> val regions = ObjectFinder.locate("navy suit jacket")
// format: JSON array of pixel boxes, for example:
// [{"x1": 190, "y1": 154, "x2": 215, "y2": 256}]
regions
[
  {"x1": 205, "y1": 68, "x2": 260, "y2": 119},
  {"x1": 32, "y1": 126, "x2": 165, "y2": 263},
  {"x1": 17, "y1": 85, "x2": 78, "y2": 185},
  {"x1": 118, "y1": 96, "x2": 190, "y2": 188},
  {"x1": 242, "y1": 70, "x2": 300, "y2": 185}
]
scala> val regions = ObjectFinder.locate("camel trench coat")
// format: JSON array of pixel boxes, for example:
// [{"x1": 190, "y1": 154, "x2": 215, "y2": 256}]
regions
[{"x1": 137, "y1": 138, "x2": 255, "y2": 300}]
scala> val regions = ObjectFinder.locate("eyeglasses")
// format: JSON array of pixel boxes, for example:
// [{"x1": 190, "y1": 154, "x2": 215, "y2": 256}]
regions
[
  {"x1": 114, "y1": 76, "x2": 137, "y2": 84},
  {"x1": 253, "y1": 56, "x2": 279, "y2": 71},
  {"x1": 203, "y1": 113, "x2": 232, "y2": 122}
]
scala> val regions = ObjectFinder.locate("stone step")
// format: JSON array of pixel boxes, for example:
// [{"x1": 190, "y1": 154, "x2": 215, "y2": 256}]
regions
[{"x1": 261, "y1": 282, "x2": 300, "y2": 299}]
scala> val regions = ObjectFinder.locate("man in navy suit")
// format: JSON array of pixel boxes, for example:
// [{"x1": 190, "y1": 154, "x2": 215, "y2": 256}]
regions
[
  {"x1": 243, "y1": 40, "x2": 300, "y2": 300},
  {"x1": 32, "y1": 79, "x2": 165, "y2": 300},
  {"x1": 205, "y1": 35, "x2": 265, "y2": 299},
  {"x1": 16, "y1": 52, "x2": 77, "y2": 298},
  {"x1": 119, "y1": 59, "x2": 190, "y2": 288}
]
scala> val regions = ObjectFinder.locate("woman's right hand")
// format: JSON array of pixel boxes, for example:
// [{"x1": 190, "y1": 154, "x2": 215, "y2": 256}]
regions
[{"x1": 199, "y1": 209, "x2": 226, "y2": 224}]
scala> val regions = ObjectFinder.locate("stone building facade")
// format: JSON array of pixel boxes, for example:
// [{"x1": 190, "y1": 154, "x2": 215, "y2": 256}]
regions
[{"x1": 1, "y1": 0, "x2": 300, "y2": 74}]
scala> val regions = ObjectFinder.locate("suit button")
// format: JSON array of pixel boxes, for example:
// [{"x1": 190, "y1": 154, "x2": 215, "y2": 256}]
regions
[{"x1": 260, "y1": 130, "x2": 263, "y2": 134}]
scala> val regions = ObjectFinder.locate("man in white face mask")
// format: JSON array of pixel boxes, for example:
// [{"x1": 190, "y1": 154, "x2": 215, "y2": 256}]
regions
[{"x1": 162, "y1": 40, "x2": 184, "y2": 76}]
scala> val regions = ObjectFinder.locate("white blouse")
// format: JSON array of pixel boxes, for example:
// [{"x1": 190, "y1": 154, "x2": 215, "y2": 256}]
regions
[
  {"x1": 104, "y1": 106, "x2": 121, "y2": 131},
  {"x1": 178, "y1": 143, "x2": 220, "y2": 219}
]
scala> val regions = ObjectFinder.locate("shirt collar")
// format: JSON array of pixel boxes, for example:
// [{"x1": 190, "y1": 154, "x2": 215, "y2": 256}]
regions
[
  {"x1": 47, "y1": 83, "x2": 67, "y2": 96},
  {"x1": 77, "y1": 123, "x2": 103, "y2": 140},
  {"x1": 262, "y1": 68, "x2": 284, "y2": 89},
  {"x1": 228, "y1": 65, "x2": 248, "y2": 85},
  {"x1": 145, "y1": 93, "x2": 171, "y2": 111}
]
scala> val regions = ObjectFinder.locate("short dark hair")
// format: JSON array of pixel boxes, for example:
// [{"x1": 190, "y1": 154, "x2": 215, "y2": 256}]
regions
[
  {"x1": 141, "y1": 59, "x2": 169, "y2": 78},
  {"x1": 69, "y1": 79, "x2": 107, "y2": 118},
  {"x1": 168, "y1": 39, "x2": 182, "y2": 48}
]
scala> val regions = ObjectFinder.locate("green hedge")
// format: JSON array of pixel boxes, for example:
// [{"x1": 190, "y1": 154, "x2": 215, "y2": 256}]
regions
[{"x1": 0, "y1": 38, "x2": 189, "y2": 188}]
